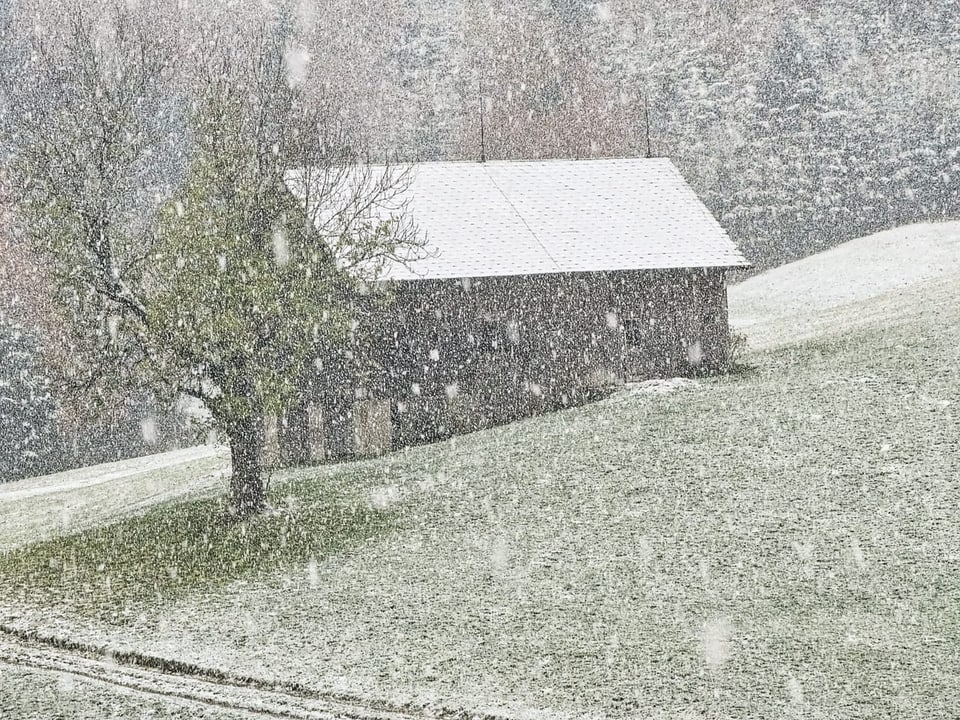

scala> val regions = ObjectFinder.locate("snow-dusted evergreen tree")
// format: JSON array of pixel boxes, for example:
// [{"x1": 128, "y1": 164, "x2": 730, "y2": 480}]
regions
[
  {"x1": 747, "y1": 18, "x2": 829, "y2": 262},
  {"x1": 384, "y1": 0, "x2": 464, "y2": 160},
  {"x1": 890, "y1": 62, "x2": 960, "y2": 224}
]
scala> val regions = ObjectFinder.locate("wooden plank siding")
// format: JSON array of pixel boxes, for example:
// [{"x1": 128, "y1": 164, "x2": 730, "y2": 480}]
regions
[{"x1": 277, "y1": 268, "x2": 731, "y2": 462}]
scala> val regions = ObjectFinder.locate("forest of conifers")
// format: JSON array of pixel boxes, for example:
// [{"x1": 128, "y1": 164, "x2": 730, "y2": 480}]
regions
[
  {"x1": 5, "y1": 1, "x2": 959, "y2": 268},
  {"x1": 301, "y1": 0, "x2": 960, "y2": 269}
]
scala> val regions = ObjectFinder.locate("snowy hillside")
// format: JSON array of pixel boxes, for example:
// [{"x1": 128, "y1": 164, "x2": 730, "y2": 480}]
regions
[
  {"x1": 2, "y1": 222, "x2": 959, "y2": 718},
  {"x1": 729, "y1": 221, "x2": 960, "y2": 349},
  {"x1": 0, "y1": 446, "x2": 226, "y2": 552}
]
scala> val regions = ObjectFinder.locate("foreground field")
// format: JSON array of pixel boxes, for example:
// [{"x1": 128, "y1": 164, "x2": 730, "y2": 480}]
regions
[{"x1": 2, "y1": 223, "x2": 959, "y2": 718}]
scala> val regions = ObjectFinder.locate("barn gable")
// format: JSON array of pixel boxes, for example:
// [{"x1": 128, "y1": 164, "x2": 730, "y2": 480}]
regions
[{"x1": 276, "y1": 158, "x2": 749, "y2": 465}]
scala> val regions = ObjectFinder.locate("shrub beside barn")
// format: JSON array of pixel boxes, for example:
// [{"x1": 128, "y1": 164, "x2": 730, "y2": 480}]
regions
[{"x1": 277, "y1": 158, "x2": 749, "y2": 463}]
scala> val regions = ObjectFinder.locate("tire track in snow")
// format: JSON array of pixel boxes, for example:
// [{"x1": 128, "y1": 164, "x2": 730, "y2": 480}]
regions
[{"x1": 0, "y1": 625, "x2": 508, "y2": 720}]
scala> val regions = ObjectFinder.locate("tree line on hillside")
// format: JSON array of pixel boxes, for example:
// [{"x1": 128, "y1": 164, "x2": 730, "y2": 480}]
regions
[
  {"x1": 6, "y1": 1, "x2": 957, "y2": 267},
  {"x1": 390, "y1": 0, "x2": 960, "y2": 269},
  {"x1": 0, "y1": 0, "x2": 957, "y2": 493}
]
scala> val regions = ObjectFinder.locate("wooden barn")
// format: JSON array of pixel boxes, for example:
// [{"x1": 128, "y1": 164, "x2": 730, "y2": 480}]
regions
[{"x1": 275, "y1": 158, "x2": 749, "y2": 464}]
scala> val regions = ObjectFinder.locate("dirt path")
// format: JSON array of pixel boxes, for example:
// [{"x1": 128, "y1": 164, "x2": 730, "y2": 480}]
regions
[{"x1": 0, "y1": 630, "x2": 492, "y2": 720}]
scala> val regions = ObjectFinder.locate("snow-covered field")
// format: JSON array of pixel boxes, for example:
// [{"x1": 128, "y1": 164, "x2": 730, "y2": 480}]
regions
[{"x1": 2, "y1": 222, "x2": 960, "y2": 719}]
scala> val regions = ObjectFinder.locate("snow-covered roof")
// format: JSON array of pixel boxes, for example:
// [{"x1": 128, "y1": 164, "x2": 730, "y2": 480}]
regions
[{"x1": 289, "y1": 158, "x2": 749, "y2": 281}]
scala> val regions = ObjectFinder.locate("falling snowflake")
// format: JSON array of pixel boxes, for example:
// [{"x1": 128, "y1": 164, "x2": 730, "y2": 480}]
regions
[
  {"x1": 687, "y1": 339, "x2": 704, "y2": 365},
  {"x1": 369, "y1": 484, "x2": 401, "y2": 510},
  {"x1": 272, "y1": 229, "x2": 290, "y2": 267},
  {"x1": 107, "y1": 315, "x2": 120, "y2": 342},
  {"x1": 140, "y1": 416, "x2": 157, "y2": 444},
  {"x1": 595, "y1": 2, "x2": 613, "y2": 22},
  {"x1": 283, "y1": 43, "x2": 311, "y2": 87},
  {"x1": 700, "y1": 616, "x2": 733, "y2": 669},
  {"x1": 787, "y1": 675, "x2": 804, "y2": 708},
  {"x1": 306, "y1": 557, "x2": 319, "y2": 589}
]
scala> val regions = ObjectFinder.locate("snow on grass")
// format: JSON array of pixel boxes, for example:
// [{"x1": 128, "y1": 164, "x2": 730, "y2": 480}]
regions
[
  {"x1": 729, "y1": 220, "x2": 960, "y2": 349},
  {"x1": 2, "y1": 224, "x2": 960, "y2": 718},
  {"x1": 612, "y1": 377, "x2": 699, "y2": 400},
  {"x1": 0, "y1": 446, "x2": 228, "y2": 553},
  {"x1": 2, "y1": 309, "x2": 959, "y2": 718},
  {"x1": 0, "y1": 446, "x2": 219, "y2": 502},
  {"x1": 1, "y1": 473, "x2": 387, "y2": 621}
]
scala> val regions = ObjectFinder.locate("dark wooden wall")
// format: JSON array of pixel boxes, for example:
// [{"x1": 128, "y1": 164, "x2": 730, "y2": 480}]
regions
[{"x1": 278, "y1": 267, "x2": 731, "y2": 463}]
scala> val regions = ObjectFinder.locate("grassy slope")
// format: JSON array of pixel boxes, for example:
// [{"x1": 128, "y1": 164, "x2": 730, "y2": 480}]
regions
[{"x1": 2, "y1": 223, "x2": 959, "y2": 719}]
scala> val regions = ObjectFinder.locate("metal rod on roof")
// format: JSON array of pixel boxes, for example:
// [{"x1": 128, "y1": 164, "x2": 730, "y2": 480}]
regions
[
  {"x1": 643, "y1": 93, "x2": 653, "y2": 158},
  {"x1": 479, "y1": 79, "x2": 486, "y2": 163}
]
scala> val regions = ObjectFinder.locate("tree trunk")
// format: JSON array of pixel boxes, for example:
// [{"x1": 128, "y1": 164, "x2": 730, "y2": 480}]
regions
[{"x1": 228, "y1": 410, "x2": 266, "y2": 517}]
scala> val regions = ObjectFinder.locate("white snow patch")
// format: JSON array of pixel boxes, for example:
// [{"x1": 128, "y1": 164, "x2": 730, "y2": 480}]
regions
[
  {"x1": 0, "y1": 445, "x2": 218, "y2": 503},
  {"x1": 618, "y1": 378, "x2": 699, "y2": 398},
  {"x1": 729, "y1": 221, "x2": 960, "y2": 349}
]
